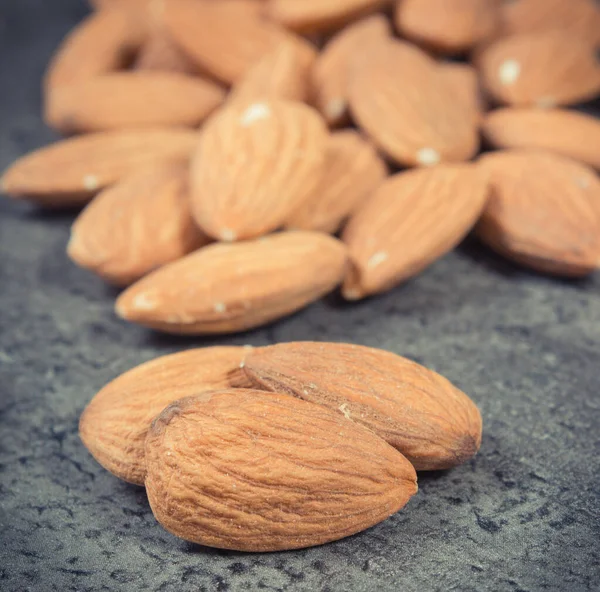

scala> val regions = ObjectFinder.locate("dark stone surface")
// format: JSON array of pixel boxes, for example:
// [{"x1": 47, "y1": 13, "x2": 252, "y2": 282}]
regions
[{"x1": 1, "y1": 1, "x2": 600, "y2": 590}]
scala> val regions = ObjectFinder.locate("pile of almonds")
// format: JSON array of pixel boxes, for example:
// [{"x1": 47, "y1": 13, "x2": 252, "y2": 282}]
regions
[
  {"x1": 2, "y1": 0, "x2": 600, "y2": 334},
  {"x1": 80, "y1": 342, "x2": 483, "y2": 551}
]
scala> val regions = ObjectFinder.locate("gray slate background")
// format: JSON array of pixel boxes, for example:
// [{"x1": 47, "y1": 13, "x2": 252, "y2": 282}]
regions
[{"x1": 1, "y1": 1, "x2": 599, "y2": 590}]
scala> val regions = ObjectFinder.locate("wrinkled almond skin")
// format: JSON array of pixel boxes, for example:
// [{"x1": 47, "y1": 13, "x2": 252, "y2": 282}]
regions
[
  {"x1": 44, "y1": 8, "x2": 145, "y2": 94},
  {"x1": 145, "y1": 389, "x2": 418, "y2": 551},
  {"x1": 482, "y1": 108, "x2": 600, "y2": 170},
  {"x1": 115, "y1": 231, "x2": 348, "y2": 334},
  {"x1": 476, "y1": 150, "x2": 600, "y2": 277},
  {"x1": 286, "y1": 130, "x2": 387, "y2": 233},
  {"x1": 164, "y1": 0, "x2": 288, "y2": 85},
  {"x1": 45, "y1": 72, "x2": 225, "y2": 133},
  {"x1": 190, "y1": 99, "x2": 328, "y2": 241},
  {"x1": 312, "y1": 14, "x2": 391, "y2": 127},
  {"x1": 267, "y1": 0, "x2": 387, "y2": 34},
  {"x1": 341, "y1": 164, "x2": 489, "y2": 300},
  {"x1": 244, "y1": 342, "x2": 483, "y2": 471},
  {"x1": 67, "y1": 162, "x2": 210, "y2": 286},
  {"x1": 80, "y1": 347, "x2": 252, "y2": 485},
  {"x1": 476, "y1": 30, "x2": 600, "y2": 107},
  {"x1": 228, "y1": 38, "x2": 317, "y2": 106},
  {"x1": 0, "y1": 129, "x2": 197, "y2": 206},
  {"x1": 349, "y1": 39, "x2": 479, "y2": 167}
]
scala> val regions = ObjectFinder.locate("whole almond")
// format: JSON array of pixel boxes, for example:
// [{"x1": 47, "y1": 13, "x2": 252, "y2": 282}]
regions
[
  {"x1": 164, "y1": 0, "x2": 288, "y2": 85},
  {"x1": 348, "y1": 39, "x2": 479, "y2": 167},
  {"x1": 45, "y1": 72, "x2": 225, "y2": 133},
  {"x1": 0, "y1": 129, "x2": 197, "y2": 206},
  {"x1": 482, "y1": 108, "x2": 600, "y2": 170},
  {"x1": 341, "y1": 164, "x2": 489, "y2": 300},
  {"x1": 312, "y1": 14, "x2": 391, "y2": 127},
  {"x1": 476, "y1": 150, "x2": 600, "y2": 277},
  {"x1": 80, "y1": 347, "x2": 252, "y2": 485},
  {"x1": 267, "y1": 0, "x2": 387, "y2": 34},
  {"x1": 285, "y1": 130, "x2": 387, "y2": 234},
  {"x1": 134, "y1": 31, "x2": 200, "y2": 74},
  {"x1": 476, "y1": 30, "x2": 600, "y2": 107},
  {"x1": 499, "y1": 0, "x2": 600, "y2": 44},
  {"x1": 439, "y1": 62, "x2": 486, "y2": 122},
  {"x1": 67, "y1": 162, "x2": 210, "y2": 286},
  {"x1": 115, "y1": 231, "x2": 347, "y2": 334},
  {"x1": 244, "y1": 342, "x2": 483, "y2": 470},
  {"x1": 228, "y1": 38, "x2": 317, "y2": 106},
  {"x1": 190, "y1": 99, "x2": 328, "y2": 241},
  {"x1": 44, "y1": 8, "x2": 145, "y2": 94},
  {"x1": 395, "y1": 0, "x2": 499, "y2": 54},
  {"x1": 145, "y1": 389, "x2": 418, "y2": 551}
]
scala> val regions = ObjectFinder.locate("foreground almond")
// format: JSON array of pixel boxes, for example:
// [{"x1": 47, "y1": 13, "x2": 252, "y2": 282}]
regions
[
  {"x1": 0, "y1": 129, "x2": 197, "y2": 206},
  {"x1": 68, "y1": 162, "x2": 210, "y2": 286},
  {"x1": 115, "y1": 231, "x2": 347, "y2": 334},
  {"x1": 45, "y1": 72, "x2": 225, "y2": 133},
  {"x1": 476, "y1": 30, "x2": 600, "y2": 107},
  {"x1": 286, "y1": 130, "x2": 387, "y2": 233},
  {"x1": 476, "y1": 150, "x2": 600, "y2": 277},
  {"x1": 190, "y1": 100, "x2": 328, "y2": 241},
  {"x1": 482, "y1": 108, "x2": 600, "y2": 170},
  {"x1": 349, "y1": 39, "x2": 479, "y2": 166},
  {"x1": 145, "y1": 389, "x2": 418, "y2": 551},
  {"x1": 80, "y1": 347, "x2": 252, "y2": 485},
  {"x1": 341, "y1": 164, "x2": 489, "y2": 300},
  {"x1": 439, "y1": 62, "x2": 486, "y2": 123},
  {"x1": 243, "y1": 342, "x2": 483, "y2": 470},
  {"x1": 312, "y1": 14, "x2": 391, "y2": 127}
]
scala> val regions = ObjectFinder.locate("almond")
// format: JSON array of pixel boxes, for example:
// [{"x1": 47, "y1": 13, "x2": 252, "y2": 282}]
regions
[
  {"x1": 45, "y1": 72, "x2": 225, "y2": 133},
  {"x1": 312, "y1": 14, "x2": 391, "y2": 127},
  {"x1": 80, "y1": 347, "x2": 252, "y2": 485},
  {"x1": 341, "y1": 164, "x2": 489, "y2": 300},
  {"x1": 395, "y1": 0, "x2": 499, "y2": 54},
  {"x1": 499, "y1": 0, "x2": 600, "y2": 44},
  {"x1": 285, "y1": 130, "x2": 387, "y2": 233},
  {"x1": 0, "y1": 129, "x2": 197, "y2": 206},
  {"x1": 439, "y1": 61, "x2": 487, "y2": 122},
  {"x1": 348, "y1": 39, "x2": 479, "y2": 167},
  {"x1": 163, "y1": 0, "x2": 288, "y2": 85},
  {"x1": 476, "y1": 150, "x2": 600, "y2": 277},
  {"x1": 243, "y1": 342, "x2": 483, "y2": 470},
  {"x1": 228, "y1": 38, "x2": 317, "y2": 106},
  {"x1": 190, "y1": 99, "x2": 328, "y2": 241},
  {"x1": 267, "y1": 0, "x2": 388, "y2": 34},
  {"x1": 44, "y1": 8, "x2": 145, "y2": 94},
  {"x1": 476, "y1": 30, "x2": 600, "y2": 107},
  {"x1": 482, "y1": 108, "x2": 600, "y2": 170},
  {"x1": 145, "y1": 389, "x2": 418, "y2": 551},
  {"x1": 134, "y1": 31, "x2": 200, "y2": 74},
  {"x1": 115, "y1": 231, "x2": 348, "y2": 334},
  {"x1": 67, "y1": 162, "x2": 210, "y2": 286}
]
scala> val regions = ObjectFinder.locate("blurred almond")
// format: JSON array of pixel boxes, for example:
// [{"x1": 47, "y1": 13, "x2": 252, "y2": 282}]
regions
[
  {"x1": 115, "y1": 231, "x2": 347, "y2": 334},
  {"x1": 267, "y1": 0, "x2": 388, "y2": 34},
  {"x1": 190, "y1": 99, "x2": 328, "y2": 241},
  {"x1": 439, "y1": 61, "x2": 487, "y2": 121},
  {"x1": 244, "y1": 341, "x2": 483, "y2": 470},
  {"x1": 395, "y1": 0, "x2": 499, "y2": 54},
  {"x1": 482, "y1": 108, "x2": 600, "y2": 170},
  {"x1": 134, "y1": 31, "x2": 200, "y2": 74},
  {"x1": 476, "y1": 150, "x2": 600, "y2": 277},
  {"x1": 68, "y1": 162, "x2": 210, "y2": 286},
  {"x1": 312, "y1": 13, "x2": 391, "y2": 127},
  {"x1": 44, "y1": 8, "x2": 145, "y2": 94},
  {"x1": 228, "y1": 38, "x2": 317, "y2": 105},
  {"x1": 342, "y1": 164, "x2": 489, "y2": 300},
  {"x1": 476, "y1": 30, "x2": 600, "y2": 107},
  {"x1": 163, "y1": 0, "x2": 288, "y2": 85},
  {"x1": 348, "y1": 39, "x2": 479, "y2": 166},
  {"x1": 286, "y1": 130, "x2": 387, "y2": 233},
  {"x1": 45, "y1": 72, "x2": 225, "y2": 133},
  {"x1": 0, "y1": 129, "x2": 197, "y2": 206},
  {"x1": 80, "y1": 346, "x2": 253, "y2": 485}
]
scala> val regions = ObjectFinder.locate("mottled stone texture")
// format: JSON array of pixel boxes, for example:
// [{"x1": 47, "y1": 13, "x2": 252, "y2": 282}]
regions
[{"x1": 1, "y1": 1, "x2": 599, "y2": 591}]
